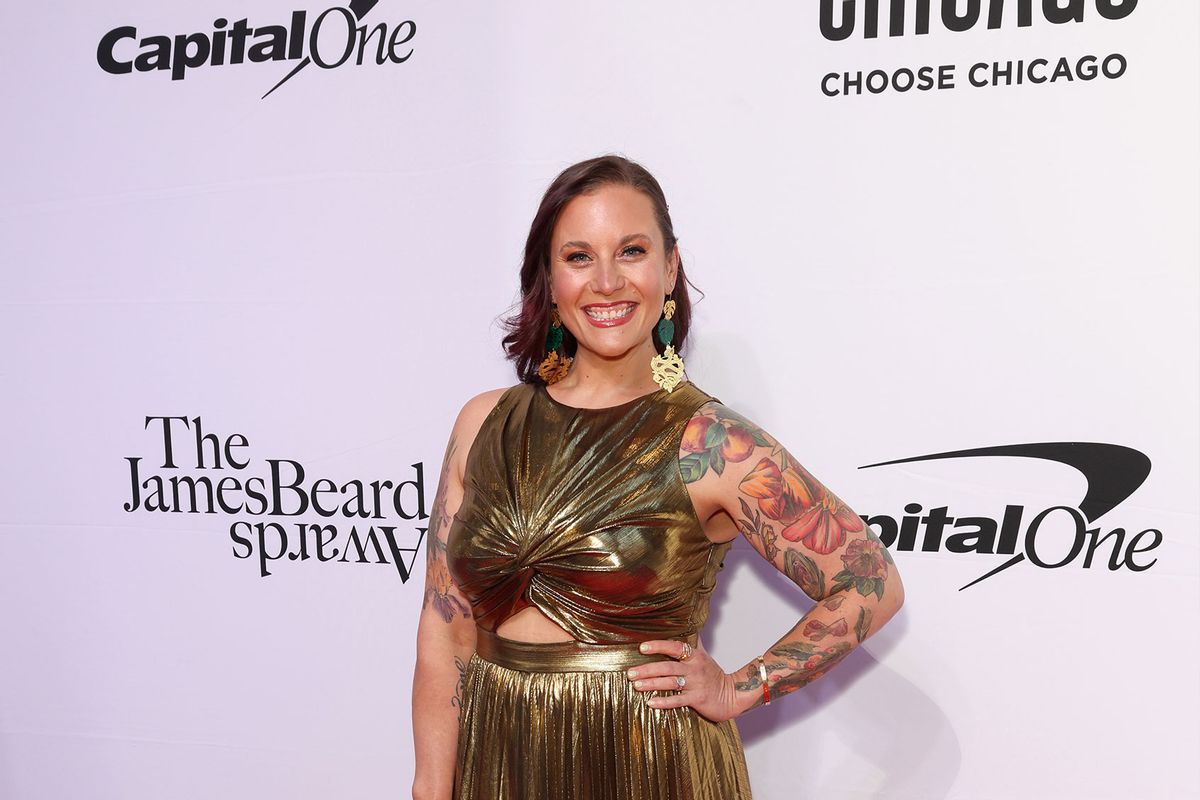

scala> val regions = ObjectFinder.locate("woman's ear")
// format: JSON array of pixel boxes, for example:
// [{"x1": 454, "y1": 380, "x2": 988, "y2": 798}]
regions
[{"x1": 667, "y1": 244, "x2": 680, "y2": 294}]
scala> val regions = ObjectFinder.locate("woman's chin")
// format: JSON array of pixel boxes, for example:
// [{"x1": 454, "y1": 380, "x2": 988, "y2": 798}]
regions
[{"x1": 573, "y1": 335, "x2": 652, "y2": 362}]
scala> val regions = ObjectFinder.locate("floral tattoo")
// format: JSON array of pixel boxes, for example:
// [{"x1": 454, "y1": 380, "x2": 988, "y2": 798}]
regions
[
  {"x1": 681, "y1": 403, "x2": 868, "y2": 559},
  {"x1": 422, "y1": 435, "x2": 471, "y2": 623},
  {"x1": 682, "y1": 402, "x2": 898, "y2": 705}
]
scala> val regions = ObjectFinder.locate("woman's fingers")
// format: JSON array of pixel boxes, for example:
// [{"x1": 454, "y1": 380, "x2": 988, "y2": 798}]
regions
[
  {"x1": 637, "y1": 639, "x2": 696, "y2": 660},
  {"x1": 631, "y1": 676, "x2": 687, "y2": 692},
  {"x1": 628, "y1": 638, "x2": 735, "y2": 720},
  {"x1": 645, "y1": 690, "x2": 691, "y2": 709},
  {"x1": 628, "y1": 649, "x2": 686, "y2": 693},
  {"x1": 630, "y1": 639, "x2": 721, "y2": 709},
  {"x1": 627, "y1": 660, "x2": 676, "y2": 681},
  {"x1": 628, "y1": 640, "x2": 701, "y2": 683}
]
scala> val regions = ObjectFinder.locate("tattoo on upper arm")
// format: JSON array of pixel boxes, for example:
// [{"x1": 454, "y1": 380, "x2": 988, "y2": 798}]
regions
[
  {"x1": 681, "y1": 403, "x2": 895, "y2": 601},
  {"x1": 679, "y1": 404, "x2": 770, "y2": 481},
  {"x1": 831, "y1": 532, "x2": 894, "y2": 601},
  {"x1": 422, "y1": 435, "x2": 471, "y2": 623}
]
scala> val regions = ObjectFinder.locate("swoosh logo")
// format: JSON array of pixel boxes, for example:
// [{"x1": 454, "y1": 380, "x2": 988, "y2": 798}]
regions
[
  {"x1": 859, "y1": 442, "x2": 1151, "y2": 590},
  {"x1": 262, "y1": 0, "x2": 380, "y2": 99}
]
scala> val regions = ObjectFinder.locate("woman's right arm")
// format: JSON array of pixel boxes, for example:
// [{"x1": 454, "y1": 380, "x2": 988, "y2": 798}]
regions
[{"x1": 411, "y1": 390, "x2": 504, "y2": 800}]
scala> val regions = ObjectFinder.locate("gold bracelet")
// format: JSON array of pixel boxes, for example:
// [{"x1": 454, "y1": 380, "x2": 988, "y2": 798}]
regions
[{"x1": 756, "y1": 656, "x2": 770, "y2": 706}]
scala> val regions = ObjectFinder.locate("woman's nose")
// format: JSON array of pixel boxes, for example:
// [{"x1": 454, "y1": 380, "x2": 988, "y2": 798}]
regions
[{"x1": 592, "y1": 258, "x2": 623, "y2": 294}]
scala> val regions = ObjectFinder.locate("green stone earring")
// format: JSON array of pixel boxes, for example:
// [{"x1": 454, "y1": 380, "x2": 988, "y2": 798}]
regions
[
  {"x1": 537, "y1": 305, "x2": 572, "y2": 384},
  {"x1": 650, "y1": 298, "x2": 685, "y2": 392}
]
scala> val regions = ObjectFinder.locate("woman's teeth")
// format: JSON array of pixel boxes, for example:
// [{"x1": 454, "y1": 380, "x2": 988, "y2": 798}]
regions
[{"x1": 584, "y1": 303, "x2": 635, "y2": 321}]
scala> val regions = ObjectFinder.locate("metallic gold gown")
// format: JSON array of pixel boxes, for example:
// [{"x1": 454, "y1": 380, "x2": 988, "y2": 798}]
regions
[{"x1": 446, "y1": 380, "x2": 753, "y2": 799}]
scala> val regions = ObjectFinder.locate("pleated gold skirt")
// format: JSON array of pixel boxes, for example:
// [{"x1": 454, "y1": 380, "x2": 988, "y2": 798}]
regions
[{"x1": 453, "y1": 628, "x2": 753, "y2": 799}]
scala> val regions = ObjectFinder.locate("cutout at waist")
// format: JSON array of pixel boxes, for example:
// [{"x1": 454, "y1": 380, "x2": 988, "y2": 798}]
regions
[
  {"x1": 494, "y1": 603, "x2": 576, "y2": 643},
  {"x1": 474, "y1": 626, "x2": 696, "y2": 673}
]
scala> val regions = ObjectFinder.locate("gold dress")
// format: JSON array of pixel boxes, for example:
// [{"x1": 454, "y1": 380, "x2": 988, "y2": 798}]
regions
[{"x1": 446, "y1": 380, "x2": 753, "y2": 799}]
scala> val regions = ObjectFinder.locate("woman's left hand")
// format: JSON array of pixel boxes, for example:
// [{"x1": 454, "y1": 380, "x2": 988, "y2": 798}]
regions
[{"x1": 627, "y1": 638, "x2": 746, "y2": 723}]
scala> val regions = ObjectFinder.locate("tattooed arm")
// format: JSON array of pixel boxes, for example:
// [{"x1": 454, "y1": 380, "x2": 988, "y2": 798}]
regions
[
  {"x1": 411, "y1": 388, "x2": 504, "y2": 800},
  {"x1": 681, "y1": 401, "x2": 905, "y2": 715}
]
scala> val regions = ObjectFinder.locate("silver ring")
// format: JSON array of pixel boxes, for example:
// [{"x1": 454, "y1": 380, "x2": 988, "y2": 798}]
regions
[
  {"x1": 680, "y1": 643, "x2": 693, "y2": 661},
  {"x1": 675, "y1": 675, "x2": 687, "y2": 689}
]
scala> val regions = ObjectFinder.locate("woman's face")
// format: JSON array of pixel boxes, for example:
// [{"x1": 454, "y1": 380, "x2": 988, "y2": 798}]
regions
[{"x1": 548, "y1": 183, "x2": 679, "y2": 363}]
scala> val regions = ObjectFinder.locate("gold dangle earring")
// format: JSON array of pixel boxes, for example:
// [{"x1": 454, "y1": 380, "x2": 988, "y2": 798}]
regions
[
  {"x1": 650, "y1": 298, "x2": 685, "y2": 392},
  {"x1": 536, "y1": 304, "x2": 573, "y2": 384}
]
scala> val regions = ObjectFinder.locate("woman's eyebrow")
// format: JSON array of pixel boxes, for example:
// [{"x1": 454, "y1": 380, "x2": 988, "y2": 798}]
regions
[{"x1": 558, "y1": 233, "x2": 652, "y2": 253}]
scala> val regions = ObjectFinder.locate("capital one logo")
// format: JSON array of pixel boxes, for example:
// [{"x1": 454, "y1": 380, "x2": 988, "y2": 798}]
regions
[
  {"x1": 96, "y1": 1, "x2": 415, "y2": 98},
  {"x1": 860, "y1": 442, "x2": 1158, "y2": 590}
]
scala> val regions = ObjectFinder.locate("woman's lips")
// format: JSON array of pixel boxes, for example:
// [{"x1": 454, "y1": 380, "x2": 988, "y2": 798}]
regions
[{"x1": 582, "y1": 302, "x2": 637, "y2": 328}]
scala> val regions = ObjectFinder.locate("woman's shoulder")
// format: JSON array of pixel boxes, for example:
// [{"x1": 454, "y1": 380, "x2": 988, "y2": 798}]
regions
[
  {"x1": 454, "y1": 383, "x2": 525, "y2": 430},
  {"x1": 678, "y1": 379, "x2": 721, "y2": 407},
  {"x1": 677, "y1": 391, "x2": 782, "y2": 482},
  {"x1": 671, "y1": 380, "x2": 733, "y2": 423},
  {"x1": 445, "y1": 383, "x2": 526, "y2": 482}
]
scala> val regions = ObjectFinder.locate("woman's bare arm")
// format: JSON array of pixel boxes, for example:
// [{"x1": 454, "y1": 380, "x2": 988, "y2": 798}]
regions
[
  {"x1": 681, "y1": 401, "x2": 906, "y2": 715},
  {"x1": 411, "y1": 390, "x2": 504, "y2": 800}
]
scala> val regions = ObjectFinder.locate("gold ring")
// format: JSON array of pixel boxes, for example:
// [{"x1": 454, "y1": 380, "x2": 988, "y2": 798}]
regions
[{"x1": 680, "y1": 642, "x2": 693, "y2": 661}]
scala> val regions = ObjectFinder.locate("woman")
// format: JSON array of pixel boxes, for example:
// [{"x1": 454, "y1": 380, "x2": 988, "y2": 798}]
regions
[{"x1": 411, "y1": 155, "x2": 905, "y2": 799}]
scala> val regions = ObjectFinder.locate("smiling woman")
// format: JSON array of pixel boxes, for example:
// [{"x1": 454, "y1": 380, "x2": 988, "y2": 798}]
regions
[
  {"x1": 499, "y1": 160, "x2": 696, "y2": 399},
  {"x1": 410, "y1": 155, "x2": 905, "y2": 800}
]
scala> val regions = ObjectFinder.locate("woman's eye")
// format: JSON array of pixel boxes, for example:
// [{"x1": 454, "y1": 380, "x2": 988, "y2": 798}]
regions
[{"x1": 565, "y1": 246, "x2": 642, "y2": 263}]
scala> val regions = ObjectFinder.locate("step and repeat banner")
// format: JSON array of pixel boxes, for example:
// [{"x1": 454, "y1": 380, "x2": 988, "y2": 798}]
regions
[{"x1": 3, "y1": 2, "x2": 1197, "y2": 798}]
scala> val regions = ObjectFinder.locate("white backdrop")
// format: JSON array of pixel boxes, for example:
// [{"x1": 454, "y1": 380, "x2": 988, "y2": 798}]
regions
[{"x1": 3, "y1": 2, "x2": 1197, "y2": 798}]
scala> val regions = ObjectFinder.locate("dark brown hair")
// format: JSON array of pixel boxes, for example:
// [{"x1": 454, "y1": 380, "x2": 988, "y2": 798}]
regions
[{"x1": 500, "y1": 154, "x2": 698, "y2": 383}]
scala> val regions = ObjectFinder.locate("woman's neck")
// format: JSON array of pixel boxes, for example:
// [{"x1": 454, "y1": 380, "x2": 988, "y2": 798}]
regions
[{"x1": 551, "y1": 339, "x2": 662, "y2": 403}]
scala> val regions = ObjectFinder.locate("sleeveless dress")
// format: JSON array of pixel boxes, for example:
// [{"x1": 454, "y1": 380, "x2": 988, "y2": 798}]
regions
[{"x1": 446, "y1": 380, "x2": 753, "y2": 800}]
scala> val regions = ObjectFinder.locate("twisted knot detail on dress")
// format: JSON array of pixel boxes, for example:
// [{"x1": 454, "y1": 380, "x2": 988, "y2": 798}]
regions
[{"x1": 446, "y1": 380, "x2": 730, "y2": 646}]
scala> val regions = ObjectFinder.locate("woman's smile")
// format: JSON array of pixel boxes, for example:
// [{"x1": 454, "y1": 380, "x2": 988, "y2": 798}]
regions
[{"x1": 582, "y1": 301, "x2": 638, "y2": 327}]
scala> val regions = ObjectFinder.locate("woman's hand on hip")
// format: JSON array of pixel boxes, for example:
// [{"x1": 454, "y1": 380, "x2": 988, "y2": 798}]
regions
[{"x1": 626, "y1": 638, "x2": 746, "y2": 723}]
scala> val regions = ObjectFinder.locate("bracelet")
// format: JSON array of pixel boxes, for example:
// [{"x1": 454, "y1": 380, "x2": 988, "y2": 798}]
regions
[{"x1": 755, "y1": 656, "x2": 771, "y2": 706}]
